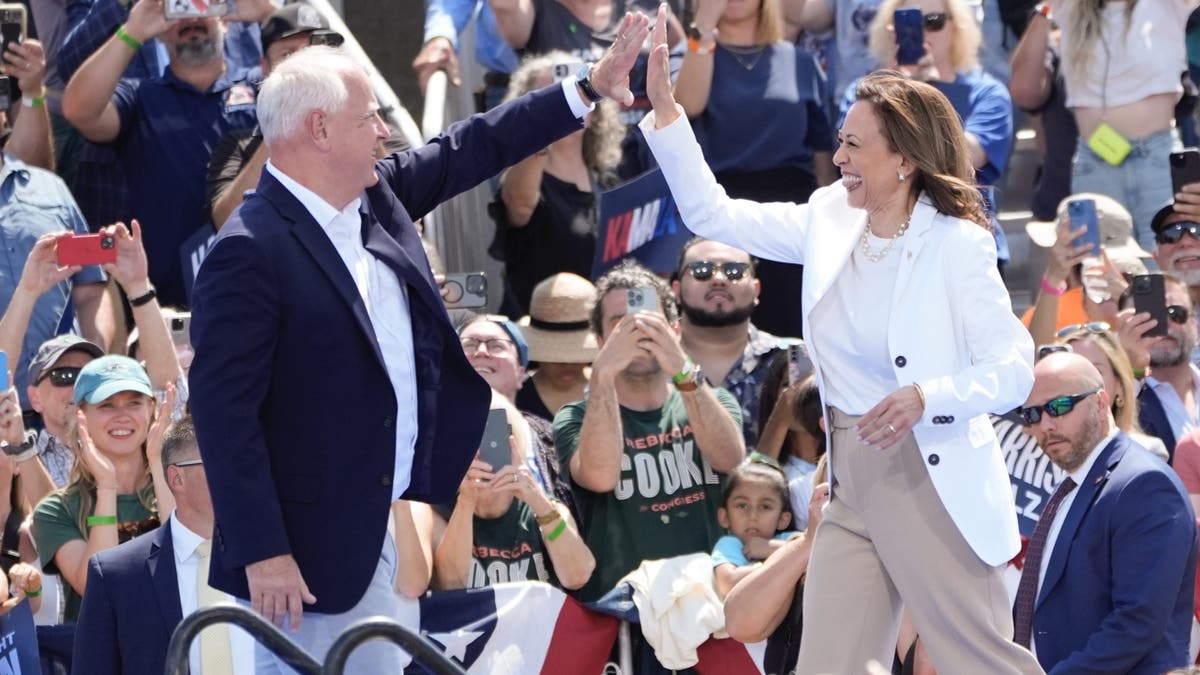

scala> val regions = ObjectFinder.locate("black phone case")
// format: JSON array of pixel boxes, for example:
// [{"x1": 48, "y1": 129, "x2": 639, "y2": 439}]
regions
[
  {"x1": 1171, "y1": 150, "x2": 1200, "y2": 195},
  {"x1": 478, "y1": 409, "x2": 512, "y2": 469},
  {"x1": 1132, "y1": 274, "x2": 1168, "y2": 338}
]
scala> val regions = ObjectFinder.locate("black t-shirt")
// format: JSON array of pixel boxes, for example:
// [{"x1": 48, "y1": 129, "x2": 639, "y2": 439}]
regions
[
  {"x1": 516, "y1": 382, "x2": 555, "y2": 423},
  {"x1": 1025, "y1": 47, "x2": 1079, "y2": 222}
]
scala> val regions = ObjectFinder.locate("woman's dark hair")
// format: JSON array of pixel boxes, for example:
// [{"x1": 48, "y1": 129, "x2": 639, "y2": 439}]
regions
[
  {"x1": 756, "y1": 354, "x2": 824, "y2": 463},
  {"x1": 791, "y1": 375, "x2": 826, "y2": 458},
  {"x1": 854, "y1": 72, "x2": 989, "y2": 228},
  {"x1": 720, "y1": 459, "x2": 794, "y2": 527}
]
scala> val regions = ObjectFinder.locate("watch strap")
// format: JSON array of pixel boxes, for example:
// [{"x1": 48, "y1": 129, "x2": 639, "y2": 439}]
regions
[
  {"x1": 128, "y1": 286, "x2": 157, "y2": 308},
  {"x1": 575, "y1": 63, "x2": 604, "y2": 103}
]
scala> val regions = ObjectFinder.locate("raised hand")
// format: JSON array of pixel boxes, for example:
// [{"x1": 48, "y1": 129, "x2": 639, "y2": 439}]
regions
[
  {"x1": 2, "y1": 39, "x2": 46, "y2": 97},
  {"x1": 101, "y1": 220, "x2": 151, "y2": 295},
  {"x1": 17, "y1": 233, "x2": 78, "y2": 297},
  {"x1": 646, "y1": 3, "x2": 679, "y2": 127},
  {"x1": 76, "y1": 410, "x2": 117, "y2": 489},
  {"x1": 588, "y1": 10, "x2": 652, "y2": 105}
]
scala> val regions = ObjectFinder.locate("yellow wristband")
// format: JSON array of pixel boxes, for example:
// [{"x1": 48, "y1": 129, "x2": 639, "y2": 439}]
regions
[{"x1": 116, "y1": 25, "x2": 143, "y2": 51}]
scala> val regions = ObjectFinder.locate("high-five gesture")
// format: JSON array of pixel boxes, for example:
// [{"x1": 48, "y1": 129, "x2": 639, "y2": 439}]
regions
[
  {"x1": 646, "y1": 4, "x2": 679, "y2": 128},
  {"x1": 586, "y1": 11, "x2": 651, "y2": 106}
]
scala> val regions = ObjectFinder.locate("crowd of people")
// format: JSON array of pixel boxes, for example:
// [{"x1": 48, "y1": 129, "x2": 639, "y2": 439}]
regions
[{"x1": 1, "y1": 0, "x2": 1200, "y2": 672}]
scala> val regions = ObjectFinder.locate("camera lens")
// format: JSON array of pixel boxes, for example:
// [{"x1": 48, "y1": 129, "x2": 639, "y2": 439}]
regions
[
  {"x1": 1136, "y1": 278, "x2": 1150, "y2": 292},
  {"x1": 100, "y1": 236, "x2": 114, "y2": 250},
  {"x1": 171, "y1": 318, "x2": 185, "y2": 331},
  {"x1": 466, "y1": 275, "x2": 486, "y2": 295}
]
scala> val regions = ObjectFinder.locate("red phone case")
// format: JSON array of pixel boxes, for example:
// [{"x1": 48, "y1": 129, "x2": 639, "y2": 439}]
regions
[{"x1": 56, "y1": 234, "x2": 116, "y2": 267}]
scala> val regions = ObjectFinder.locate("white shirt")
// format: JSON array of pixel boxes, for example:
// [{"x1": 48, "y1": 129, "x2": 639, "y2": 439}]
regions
[
  {"x1": 813, "y1": 233, "x2": 903, "y2": 414},
  {"x1": 266, "y1": 161, "x2": 419, "y2": 500},
  {"x1": 1031, "y1": 428, "x2": 1118, "y2": 656},
  {"x1": 1144, "y1": 363, "x2": 1200, "y2": 447},
  {"x1": 170, "y1": 515, "x2": 255, "y2": 675}
]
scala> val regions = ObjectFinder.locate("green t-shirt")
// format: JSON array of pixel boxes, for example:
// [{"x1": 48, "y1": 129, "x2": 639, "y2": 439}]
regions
[
  {"x1": 554, "y1": 387, "x2": 743, "y2": 601},
  {"x1": 470, "y1": 500, "x2": 559, "y2": 589},
  {"x1": 33, "y1": 489, "x2": 159, "y2": 622}
]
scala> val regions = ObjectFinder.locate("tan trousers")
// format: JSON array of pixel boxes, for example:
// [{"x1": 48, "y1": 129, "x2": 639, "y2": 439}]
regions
[{"x1": 795, "y1": 408, "x2": 1044, "y2": 675}]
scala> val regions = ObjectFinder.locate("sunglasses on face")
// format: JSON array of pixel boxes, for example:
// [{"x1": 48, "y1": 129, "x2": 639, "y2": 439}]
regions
[
  {"x1": 37, "y1": 366, "x2": 81, "y2": 388},
  {"x1": 1155, "y1": 221, "x2": 1200, "y2": 246},
  {"x1": 460, "y1": 337, "x2": 515, "y2": 357},
  {"x1": 1055, "y1": 321, "x2": 1110, "y2": 339},
  {"x1": 683, "y1": 261, "x2": 751, "y2": 282},
  {"x1": 1169, "y1": 304, "x2": 1192, "y2": 324},
  {"x1": 923, "y1": 12, "x2": 950, "y2": 31},
  {"x1": 1016, "y1": 388, "x2": 1099, "y2": 426}
]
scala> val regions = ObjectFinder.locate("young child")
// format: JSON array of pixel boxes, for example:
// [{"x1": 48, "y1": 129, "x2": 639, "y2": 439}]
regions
[{"x1": 711, "y1": 459, "x2": 800, "y2": 599}]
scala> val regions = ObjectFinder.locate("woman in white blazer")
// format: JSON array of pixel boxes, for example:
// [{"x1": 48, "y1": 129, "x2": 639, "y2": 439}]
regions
[{"x1": 636, "y1": 7, "x2": 1042, "y2": 674}]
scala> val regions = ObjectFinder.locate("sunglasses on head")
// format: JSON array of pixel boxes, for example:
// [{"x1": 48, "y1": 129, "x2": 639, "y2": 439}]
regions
[
  {"x1": 1055, "y1": 321, "x2": 1110, "y2": 339},
  {"x1": 1036, "y1": 344, "x2": 1073, "y2": 361},
  {"x1": 1016, "y1": 388, "x2": 1100, "y2": 426},
  {"x1": 1155, "y1": 221, "x2": 1200, "y2": 246},
  {"x1": 923, "y1": 11, "x2": 950, "y2": 31},
  {"x1": 37, "y1": 366, "x2": 81, "y2": 388},
  {"x1": 683, "y1": 261, "x2": 751, "y2": 282}
]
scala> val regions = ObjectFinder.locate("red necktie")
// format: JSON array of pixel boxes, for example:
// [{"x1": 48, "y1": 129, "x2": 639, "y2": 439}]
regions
[{"x1": 1013, "y1": 476, "x2": 1077, "y2": 647}]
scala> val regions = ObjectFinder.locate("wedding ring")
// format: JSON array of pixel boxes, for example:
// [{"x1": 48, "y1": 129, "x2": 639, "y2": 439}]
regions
[{"x1": 886, "y1": 423, "x2": 897, "y2": 435}]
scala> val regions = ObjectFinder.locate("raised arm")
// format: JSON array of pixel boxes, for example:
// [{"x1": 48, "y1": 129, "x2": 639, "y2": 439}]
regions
[
  {"x1": 432, "y1": 460, "x2": 492, "y2": 590},
  {"x1": 673, "y1": 0, "x2": 723, "y2": 118},
  {"x1": 3, "y1": 40, "x2": 54, "y2": 171},
  {"x1": 488, "y1": 0, "x2": 536, "y2": 50},
  {"x1": 1008, "y1": 10, "x2": 1054, "y2": 112}
]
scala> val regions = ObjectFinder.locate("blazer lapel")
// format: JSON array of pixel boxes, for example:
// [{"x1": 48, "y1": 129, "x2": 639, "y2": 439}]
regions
[
  {"x1": 803, "y1": 196, "x2": 863, "y2": 310},
  {"x1": 1036, "y1": 434, "x2": 1127, "y2": 607},
  {"x1": 889, "y1": 196, "x2": 936, "y2": 308},
  {"x1": 147, "y1": 524, "x2": 184, "y2": 629},
  {"x1": 358, "y1": 198, "x2": 441, "y2": 312}
]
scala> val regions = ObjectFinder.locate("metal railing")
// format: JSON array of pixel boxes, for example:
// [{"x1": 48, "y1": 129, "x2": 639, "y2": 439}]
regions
[{"x1": 164, "y1": 604, "x2": 468, "y2": 675}]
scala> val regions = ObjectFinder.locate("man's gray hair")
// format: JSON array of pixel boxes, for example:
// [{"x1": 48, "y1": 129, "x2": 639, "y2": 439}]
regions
[{"x1": 257, "y1": 46, "x2": 364, "y2": 144}]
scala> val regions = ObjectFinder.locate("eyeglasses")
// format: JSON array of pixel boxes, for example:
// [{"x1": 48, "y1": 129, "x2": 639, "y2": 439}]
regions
[
  {"x1": 1055, "y1": 321, "x2": 1110, "y2": 339},
  {"x1": 1169, "y1": 304, "x2": 1192, "y2": 324},
  {"x1": 682, "y1": 261, "x2": 751, "y2": 282},
  {"x1": 37, "y1": 366, "x2": 81, "y2": 388},
  {"x1": 1016, "y1": 388, "x2": 1099, "y2": 426},
  {"x1": 460, "y1": 337, "x2": 515, "y2": 356},
  {"x1": 1036, "y1": 344, "x2": 1073, "y2": 361},
  {"x1": 1155, "y1": 221, "x2": 1200, "y2": 245},
  {"x1": 923, "y1": 12, "x2": 950, "y2": 31},
  {"x1": 170, "y1": 459, "x2": 203, "y2": 468}
]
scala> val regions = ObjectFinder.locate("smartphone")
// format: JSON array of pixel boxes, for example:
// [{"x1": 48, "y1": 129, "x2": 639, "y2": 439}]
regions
[
  {"x1": 1170, "y1": 150, "x2": 1200, "y2": 195},
  {"x1": 441, "y1": 272, "x2": 487, "y2": 310},
  {"x1": 787, "y1": 343, "x2": 812, "y2": 384},
  {"x1": 1067, "y1": 198, "x2": 1101, "y2": 257},
  {"x1": 551, "y1": 60, "x2": 584, "y2": 83},
  {"x1": 163, "y1": 0, "x2": 230, "y2": 20},
  {"x1": 0, "y1": 4, "x2": 26, "y2": 57},
  {"x1": 56, "y1": 234, "x2": 116, "y2": 267},
  {"x1": 625, "y1": 287, "x2": 658, "y2": 315},
  {"x1": 894, "y1": 8, "x2": 924, "y2": 66},
  {"x1": 169, "y1": 314, "x2": 192, "y2": 347},
  {"x1": 1132, "y1": 274, "x2": 1168, "y2": 337},
  {"x1": 477, "y1": 408, "x2": 512, "y2": 470}
]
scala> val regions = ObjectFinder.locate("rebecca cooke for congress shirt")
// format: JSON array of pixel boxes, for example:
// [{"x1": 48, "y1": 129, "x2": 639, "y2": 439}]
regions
[{"x1": 553, "y1": 388, "x2": 743, "y2": 601}]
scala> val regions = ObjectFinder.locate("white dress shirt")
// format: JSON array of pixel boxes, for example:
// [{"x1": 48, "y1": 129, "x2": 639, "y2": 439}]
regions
[
  {"x1": 1031, "y1": 428, "x2": 1118, "y2": 656},
  {"x1": 1144, "y1": 363, "x2": 1200, "y2": 445},
  {"x1": 170, "y1": 515, "x2": 255, "y2": 675}
]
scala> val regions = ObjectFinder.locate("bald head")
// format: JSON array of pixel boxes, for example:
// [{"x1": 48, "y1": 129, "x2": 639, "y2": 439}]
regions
[
  {"x1": 1033, "y1": 353, "x2": 1105, "y2": 396},
  {"x1": 1025, "y1": 353, "x2": 1112, "y2": 472}
]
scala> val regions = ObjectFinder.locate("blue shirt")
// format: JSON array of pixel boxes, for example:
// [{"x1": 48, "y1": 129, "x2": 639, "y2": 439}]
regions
[
  {"x1": 0, "y1": 156, "x2": 105, "y2": 404},
  {"x1": 111, "y1": 67, "x2": 259, "y2": 306},
  {"x1": 424, "y1": 0, "x2": 519, "y2": 75},
  {"x1": 692, "y1": 42, "x2": 834, "y2": 175},
  {"x1": 711, "y1": 532, "x2": 798, "y2": 567}
]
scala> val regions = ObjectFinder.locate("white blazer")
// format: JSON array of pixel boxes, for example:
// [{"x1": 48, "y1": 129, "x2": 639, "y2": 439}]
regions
[{"x1": 639, "y1": 111, "x2": 1034, "y2": 567}]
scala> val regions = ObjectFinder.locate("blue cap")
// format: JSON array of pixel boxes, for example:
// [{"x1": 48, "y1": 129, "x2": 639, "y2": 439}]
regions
[
  {"x1": 494, "y1": 319, "x2": 530, "y2": 367},
  {"x1": 73, "y1": 355, "x2": 154, "y2": 405}
]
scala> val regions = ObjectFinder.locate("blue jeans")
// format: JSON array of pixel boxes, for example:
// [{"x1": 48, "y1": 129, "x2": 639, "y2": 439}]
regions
[{"x1": 1071, "y1": 128, "x2": 1180, "y2": 251}]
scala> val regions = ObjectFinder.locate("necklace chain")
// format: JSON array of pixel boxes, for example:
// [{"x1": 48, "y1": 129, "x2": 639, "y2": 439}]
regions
[
  {"x1": 724, "y1": 44, "x2": 766, "y2": 70},
  {"x1": 859, "y1": 216, "x2": 912, "y2": 262}
]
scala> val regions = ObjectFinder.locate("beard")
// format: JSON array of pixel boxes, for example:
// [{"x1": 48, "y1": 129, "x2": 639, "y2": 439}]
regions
[
  {"x1": 1167, "y1": 252, "x2": 1200, "y2": 287},
  {"x1": 680, "y1": 297, "x2": 755, "y2": 328},
  {"x1": 1150, "y1": 329, "x2": 1197, "y2": 368},
  {"x1": 173, "y1": 36, "x2": 221, "y2": 67},
  {"x1": 1040, "y1": 410, "x2": 1105, "y2": 473}
]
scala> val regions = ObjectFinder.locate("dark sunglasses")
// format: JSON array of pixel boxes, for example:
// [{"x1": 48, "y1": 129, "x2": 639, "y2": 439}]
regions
[
  {"x1": 1016, "y1": 388, "x2": 1099, "y2": 426},
  {"x1": 923, "y1": 12, "x2": 950, "y2": 31},
  {"x1": 1168, "y1": 304, "x2": 1192, "y2": 325},
  {"x1": 1055, "y1": 321, "x2": 1110, "y2": 339},
  {"x1": 37, "y1": 366, "x2": 81, "y2": 388},
  {"x1": 1155, "y1": 221, "x2": 1200, "y2": 245},
  {"x1": 1036, "y1": 344, "x2": 1073, "y2": 361},
  {"x1": 683, "y1": 261, "x2": 751, "y2": 282}
]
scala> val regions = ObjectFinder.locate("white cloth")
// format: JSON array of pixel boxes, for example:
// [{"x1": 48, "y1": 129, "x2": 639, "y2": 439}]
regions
[
  {"x1": 819, "y1": 232, "x2": 903, "y2": 414},
  {"x1": 1144, "y1": 364, "x2": 1200, "y2": 445},
  {"x1": 171, "y1": 515, "x2": 255, "y2": 675},
  {"x1": 638, "y1": 108, "x2": 1034, "y2": 567},
  {"x1": 619, "y1": 553, "x2": 727, "y2": 669},
  {"x1": 265, "y1": 161, "x2": 419, "y2": 501}
]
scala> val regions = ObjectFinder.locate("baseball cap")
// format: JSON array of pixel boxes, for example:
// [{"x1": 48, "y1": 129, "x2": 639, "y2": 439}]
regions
[
  {"x1": 1150, "y1": 201, "x2": 1184, "y2": 235},
  {"x1": 27, "y1": 335, "x2": 104, "y2": 385},
  {"x1": 1025, "y1": 193, "x2": 1150, "y2": 262},
  {"x1": 73, "y1": 355, "x2": 154, "y2": 405},
  {"x1": 260, "y1": 4, "x2": 343, "y2": 54}
]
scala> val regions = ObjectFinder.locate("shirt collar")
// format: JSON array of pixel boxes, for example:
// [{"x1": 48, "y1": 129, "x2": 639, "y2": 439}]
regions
[
  {"x1": 168, "y1": 512, "x2": 208, "y2": 564},
  {"x1": 265, "y1": 161, "x2": 362, "y2": 233},
  {"x1": 735, "y1": 325, "x2": 785, "y2": 376},
  {"x1": 1145, "y1": 363, "x2": 1200, "y2": 393},
  {"x1": 1065, "y1": 427, "x2": 1119, "y2": 487},
  {"x1": 162, "y1": 65, "x2": 251, "y2": 94},
  {"x1": 0, "y1": 154, "x2": 31, "y2": 185}
]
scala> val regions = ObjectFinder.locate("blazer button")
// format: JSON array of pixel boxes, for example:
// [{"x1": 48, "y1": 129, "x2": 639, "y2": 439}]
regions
[
  {"x1": 894, "y1": 356, "x2": 907, "y2": 368},
  {"x1": 945, "y1": 415, "x2": 954, "y2": 423},
  {"x1": 383, "y1": 417, "x2": 394, "y2": 429},
  {"x1": 381, "y1": 474, "x2": 393, "y2": 487},
  {"x1": 928, "y1": 454, "x2": 940, "y2": 466}
]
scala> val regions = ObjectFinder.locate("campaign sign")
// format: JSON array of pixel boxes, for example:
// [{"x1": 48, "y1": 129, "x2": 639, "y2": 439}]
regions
[
  {"x1": 179, "y1": 224, "x2": 218, "y2": 305},
  {"x1": 0, "y1": 601, "x2": 41, "y2": 674},
  {"x1": 592, "y1": 168, "x2": 692, "y2": 278}
]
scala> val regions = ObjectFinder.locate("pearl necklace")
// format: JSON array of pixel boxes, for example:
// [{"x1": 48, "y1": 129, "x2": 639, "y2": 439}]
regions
[{"x1": 859, "y1": 216, "x2": 912, "y2": 263}]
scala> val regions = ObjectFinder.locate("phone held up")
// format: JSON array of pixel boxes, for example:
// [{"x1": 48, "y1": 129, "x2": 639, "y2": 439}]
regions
[
  {"x1": 893, "y1": 8, "x2": 924, "y2": 66},
  {"x1": 625, "y1": 287, "x2": 658, "y2": 316},
  {"x1": 57, "y1": 234, "x2": 117, "y2": 267},
  {"x1": 1131, "y1": 274, "x2": 1168, "y2": 338},
  {"x1": 0, "y1": 3, "x2": 27, "y2": 109},
  {"x1": 1170, "y1": 149, "x2": 1200, "y2": 196},
  {"x1": 478, "y1": 408, "x2": 512, "y2": 471},
  {"x1": 441, "y1": 272, "x2": 488, "y2": 310},
  {"x1": 164, "y1": 0, "x2": 230, "y2": 20}
]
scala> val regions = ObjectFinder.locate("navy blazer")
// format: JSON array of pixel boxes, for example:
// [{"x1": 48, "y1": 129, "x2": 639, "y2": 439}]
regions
[
  {"x1": 1029, "y1": 432, "x2": 1198, "y2": 674},
  {"x1": 189, "y1": 84, "x2": 585, "y2": 612},
  {"x1": 1138, "y1": 385, "x2": 1178, "y2": 462},
  {"x1": 73, "y1": 522, "x2": 184, "y2": 675}
]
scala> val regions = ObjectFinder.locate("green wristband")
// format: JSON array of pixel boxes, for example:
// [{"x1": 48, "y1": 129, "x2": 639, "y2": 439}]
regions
[
  {"x1": 24, "y1": 587, "x2": 41, "y2": 598},
  {"x1": 115, "y1": 25, "x2": 143, "y2": 51},
  {"x1": 87, "y1": 515, "x2": 118, "y2": 527},
  {"x1": 545, "y1": 518, "x2": 567, "y2": 542},
  {"x1": 672, "y1": 357, "x2": 695, "y2": 384}
]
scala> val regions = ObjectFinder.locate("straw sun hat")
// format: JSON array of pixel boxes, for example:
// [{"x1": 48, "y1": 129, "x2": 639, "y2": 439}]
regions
[{"x1": 517, "y1": 273, "x2": 599, "y2": 364}]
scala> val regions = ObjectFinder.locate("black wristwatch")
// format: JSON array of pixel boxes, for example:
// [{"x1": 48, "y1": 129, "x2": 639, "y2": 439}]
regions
[
  {"x1": 128, "y1": 285, "x2": 158, "y2": 308},
  {"x1": 575, "y1": 63, "x2": 604, "y2": 104}
]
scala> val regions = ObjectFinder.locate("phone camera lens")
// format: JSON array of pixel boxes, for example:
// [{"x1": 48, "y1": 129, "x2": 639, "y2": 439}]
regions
[
  {"x1": 171, "y1": 318, "x2": 185, "y2": 331},
  {"x1": 100, "y1": 236, "x2": 115, "y2": 250},
  {"x1": 1136, "y1": 278, "x2": 1149, "y2": 292},
  {"x1": 466, "y1": 275, "x2": 485, "y2": 295}
]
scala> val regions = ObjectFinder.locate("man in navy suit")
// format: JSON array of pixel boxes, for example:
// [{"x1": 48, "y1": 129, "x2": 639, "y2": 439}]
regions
[
  {"x1": 74, "y1": 417, "x2": 253, "y2": 674},
  {"x1": 1015, "y1": 352, "x2": 1197, "y2": 674},
  {"x1": 188, "y1": 15, "x2": 650, "y2": 671}
]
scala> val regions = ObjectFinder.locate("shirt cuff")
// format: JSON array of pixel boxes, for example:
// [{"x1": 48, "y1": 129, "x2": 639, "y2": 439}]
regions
[{"x1": 560, "y1": 76, "x2": 595, "y2": 119}]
